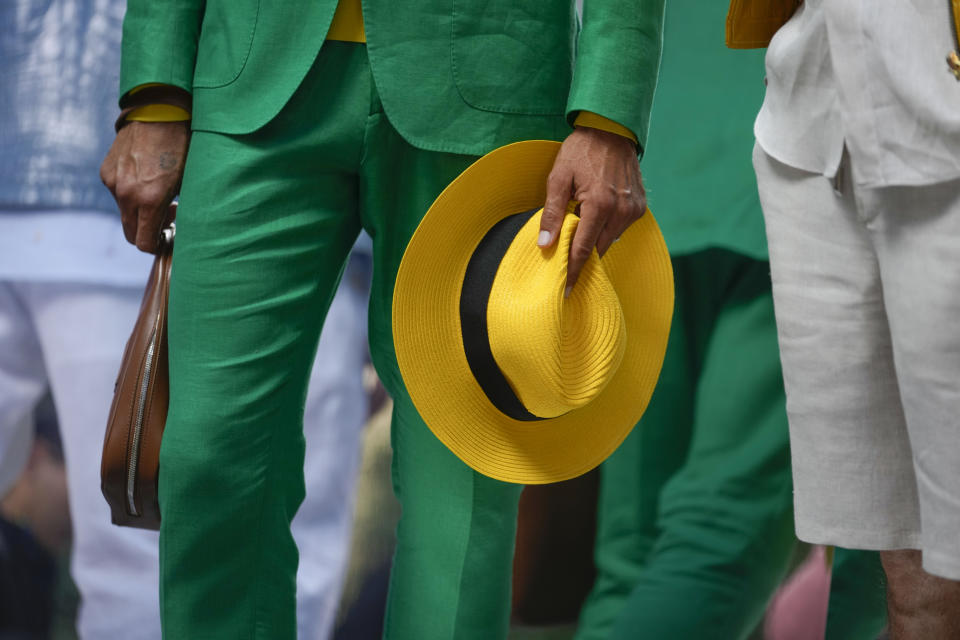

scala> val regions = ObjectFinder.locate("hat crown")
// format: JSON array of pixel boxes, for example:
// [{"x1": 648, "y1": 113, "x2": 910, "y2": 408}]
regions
[{"x1": 487, "y1": 212, "x2": 626, "y2": 419}]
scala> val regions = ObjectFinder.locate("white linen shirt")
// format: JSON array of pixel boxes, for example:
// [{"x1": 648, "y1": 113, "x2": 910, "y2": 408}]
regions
[{"x1": 755, "y1": 0, "x2": 960, "y2": 188}]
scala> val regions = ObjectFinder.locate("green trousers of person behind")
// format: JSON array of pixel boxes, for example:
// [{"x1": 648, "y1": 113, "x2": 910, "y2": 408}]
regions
[
  {"x1": 576, "y1": 251, "x2": 888, "y2": 639},
  {"x1": 159, "y1": 41, "x2": 522, "y2": 639},
  {"x1": 827, "y1": 547, "x2": 887, "y2": 639},
  {"x1": 576, "y1": 250, "x2": 797, "y2": 640}
]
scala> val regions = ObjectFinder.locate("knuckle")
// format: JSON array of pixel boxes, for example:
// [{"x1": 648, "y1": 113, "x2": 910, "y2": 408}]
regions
[
  {"x1": 570, "y1": 242, "x2": 593, "y2": 262},
  {"x1": 142, "y1": 188, "x2": 167, "y2": 208},
  {"x1": 595, "y1": 192, "x2": 616, "y2": 211},
  {"x1": 114, "y1": 181, "x2": 136, "y2": 202},
  {"x1": 137, "y1": 219, "x2": 158, "y2": 238},
  {"x1": 616, "y1": 200, "x2": 634, "y2": 218},
  {"x1": 540, "y1": 207, "x2": 562, "y2": 226}
]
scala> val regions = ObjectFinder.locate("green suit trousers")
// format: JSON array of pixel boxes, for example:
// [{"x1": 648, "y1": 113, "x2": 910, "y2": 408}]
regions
[
  {"x1": 576, "y1": 251, "x2": 797, "y2": 639},
  {"x1": 160, "y1": 42, "x2": 522, "y2": 639}
]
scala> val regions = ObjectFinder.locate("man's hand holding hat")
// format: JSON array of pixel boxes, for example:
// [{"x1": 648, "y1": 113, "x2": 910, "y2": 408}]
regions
[
  {"x1": 393, "y1": 139, "x2": 673, "y2": 484},
  {"x1": 538, "y1": 125, "x2": 646, "y2": 296}
]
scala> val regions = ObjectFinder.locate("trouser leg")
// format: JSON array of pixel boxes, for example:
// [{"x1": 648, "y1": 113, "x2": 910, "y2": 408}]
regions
[
  {"x1": 158, "y1": 42, "x2": 368, "y2": 640},
  {"x1": 26, "y1": 281, "x2": 162, "y2": 640},
  {"x1": 359, "y1": 108, "x2": 523, "y2": 640},
  {"x1": 826, "y1": 548, "x2": 887, "y2": 640},
  {"x1": 865, "y1": 177, "x2": 960, "y2": 635},
  {"x1": 0, "y1": 282, "x2": 47, "y2": 497},
  {"x1": 864, "y1": 177, "x2": 960, "y2": 581},
  {"x1": 384, "y1": 395, "x2": 522, "y2": 640},
  {"x1": 11, "y1": 275, "x2": 371, "y2": 640},
  {"x1": 294, "y1": 263, "x2": 370, "y2": 640},
  {"x1": 613, "y1": 254, "x2": 794, "y2": 640},
  {"x1": 574, "y1": 257, "x2": 700, "y2": 640},
  {"x1": 752, "y1": 143, "x2": 919, "y2": 551},
  {"x1": 601, "y1": 252, "x2": 795, "y2": 640}
]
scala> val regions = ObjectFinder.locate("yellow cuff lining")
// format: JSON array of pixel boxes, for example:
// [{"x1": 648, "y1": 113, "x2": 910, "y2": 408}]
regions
[
  {"x1": 126, "y1": 104, "x2": 192, "y2": 122},
  {"x1": 327, "y1": 0, "x2": 365, "y2": 42},
  {"x1": 574, "y1": 111, "x2": 638, "y2": 145},
  {"x1": 128, "y1": 82, "x2": 167, "y2": 96}
]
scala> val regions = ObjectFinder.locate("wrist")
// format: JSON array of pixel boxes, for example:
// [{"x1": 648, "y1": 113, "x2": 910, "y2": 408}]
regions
[
  {"x1": 574, "y1": 125, "x2": 637, "y2": 155},
  {"x1": 573, "y1": 111, "x2": 638, "y2": 148},
  {"x1": 115, "y1": 114, "x2": 191, "y2": 134}
]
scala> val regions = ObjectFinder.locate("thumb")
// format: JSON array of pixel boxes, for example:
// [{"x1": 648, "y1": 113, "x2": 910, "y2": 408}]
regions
[{"x1": 539, "y1": 168, "x2": 572, "y2": 248}]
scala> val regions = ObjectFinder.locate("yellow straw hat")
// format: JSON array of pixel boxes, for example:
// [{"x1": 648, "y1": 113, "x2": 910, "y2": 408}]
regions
[{"x1": 393, "y1": 140, "x2": 674, "y2": 484}]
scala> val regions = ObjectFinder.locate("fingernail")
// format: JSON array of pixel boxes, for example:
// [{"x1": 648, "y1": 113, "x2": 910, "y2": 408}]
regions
[
  {"x1": 537, "y1": 230, "x2": 553, "y2": 247},
  {"x1": 564, "y1": 285, "x2": 572, "y2": 298}
]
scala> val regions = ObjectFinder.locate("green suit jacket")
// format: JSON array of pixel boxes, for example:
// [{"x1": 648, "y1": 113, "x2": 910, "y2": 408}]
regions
[{"x1": 120, "y1": 0, "x2": 664, "y2": 156}]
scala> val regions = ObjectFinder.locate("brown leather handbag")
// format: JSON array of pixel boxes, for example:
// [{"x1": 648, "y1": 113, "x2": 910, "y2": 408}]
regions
[{"x1": 101, "y1": 224, "x2": 174, "y2": 530}]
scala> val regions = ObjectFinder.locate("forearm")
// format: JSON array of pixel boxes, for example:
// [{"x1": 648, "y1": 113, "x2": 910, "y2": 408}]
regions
[
  {"x1": 119, "y1": 0, "x2": 205, "y2": 103},
  {"x1": 567, "y1": 0, "x2": 665, "y2": 154}
]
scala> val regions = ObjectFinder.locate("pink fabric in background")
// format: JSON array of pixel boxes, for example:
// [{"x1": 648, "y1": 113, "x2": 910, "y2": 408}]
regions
[{"x1": 765, "y1": 546, "x2": 832, "y2": 640}]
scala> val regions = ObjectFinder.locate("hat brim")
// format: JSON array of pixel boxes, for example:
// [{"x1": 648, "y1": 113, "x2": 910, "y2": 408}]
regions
[{"x1": 393, "y1": 140, "x2": 674, "y2": 484}]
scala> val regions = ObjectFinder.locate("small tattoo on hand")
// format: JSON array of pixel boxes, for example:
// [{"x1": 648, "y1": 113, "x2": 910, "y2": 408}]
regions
[{"x1": 158, "y1": 152, "x2": 177, "y2": 171}]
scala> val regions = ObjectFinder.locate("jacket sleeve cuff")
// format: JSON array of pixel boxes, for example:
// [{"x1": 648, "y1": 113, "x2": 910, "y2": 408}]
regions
[
  {"x1": 115, "y1": 84, "x2": 193, "y2": 132},
  {"x1": 120, "y1": 84, "x2": 193, "y2": 111}
]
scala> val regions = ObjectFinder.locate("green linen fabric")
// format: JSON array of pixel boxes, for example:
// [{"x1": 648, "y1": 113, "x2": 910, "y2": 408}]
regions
[
  {"x1": 641, "y1": 0, "x2": 769, "y2": 259},
  {"x1": 120, "y1": 0, "x2": 664, "y2": 155},
  {"x1": 826, "y1": 548, "x2": 889, "y2": 640},
  {"x1": 576, "y1": 251, "x2": 796, "y2": 640},
  {"x1": 160, "y1": 42, "x2": 522, "y2": 639}
]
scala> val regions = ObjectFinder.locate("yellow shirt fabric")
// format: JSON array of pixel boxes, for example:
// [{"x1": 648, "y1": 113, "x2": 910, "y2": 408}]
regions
[
  {"x1": 326, "y1": 0, "x2": 366, "y2": 43},
  {"x1": 126, "y1": 0, "x2": 637, "y2": 145},
  {"x1": 126, "y1": 82, "x2": 192, "y2": 121}
]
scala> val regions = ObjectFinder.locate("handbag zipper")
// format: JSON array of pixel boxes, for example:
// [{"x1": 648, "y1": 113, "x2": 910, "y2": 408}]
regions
[{"x1": 126, "y1": 261, "x2": 166, "y2": 517}]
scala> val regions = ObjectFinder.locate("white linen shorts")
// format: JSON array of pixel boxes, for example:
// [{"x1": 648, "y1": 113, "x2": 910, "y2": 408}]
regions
[{"x1": 753, "y1": 143, "x2": 960, "y2": 580}]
